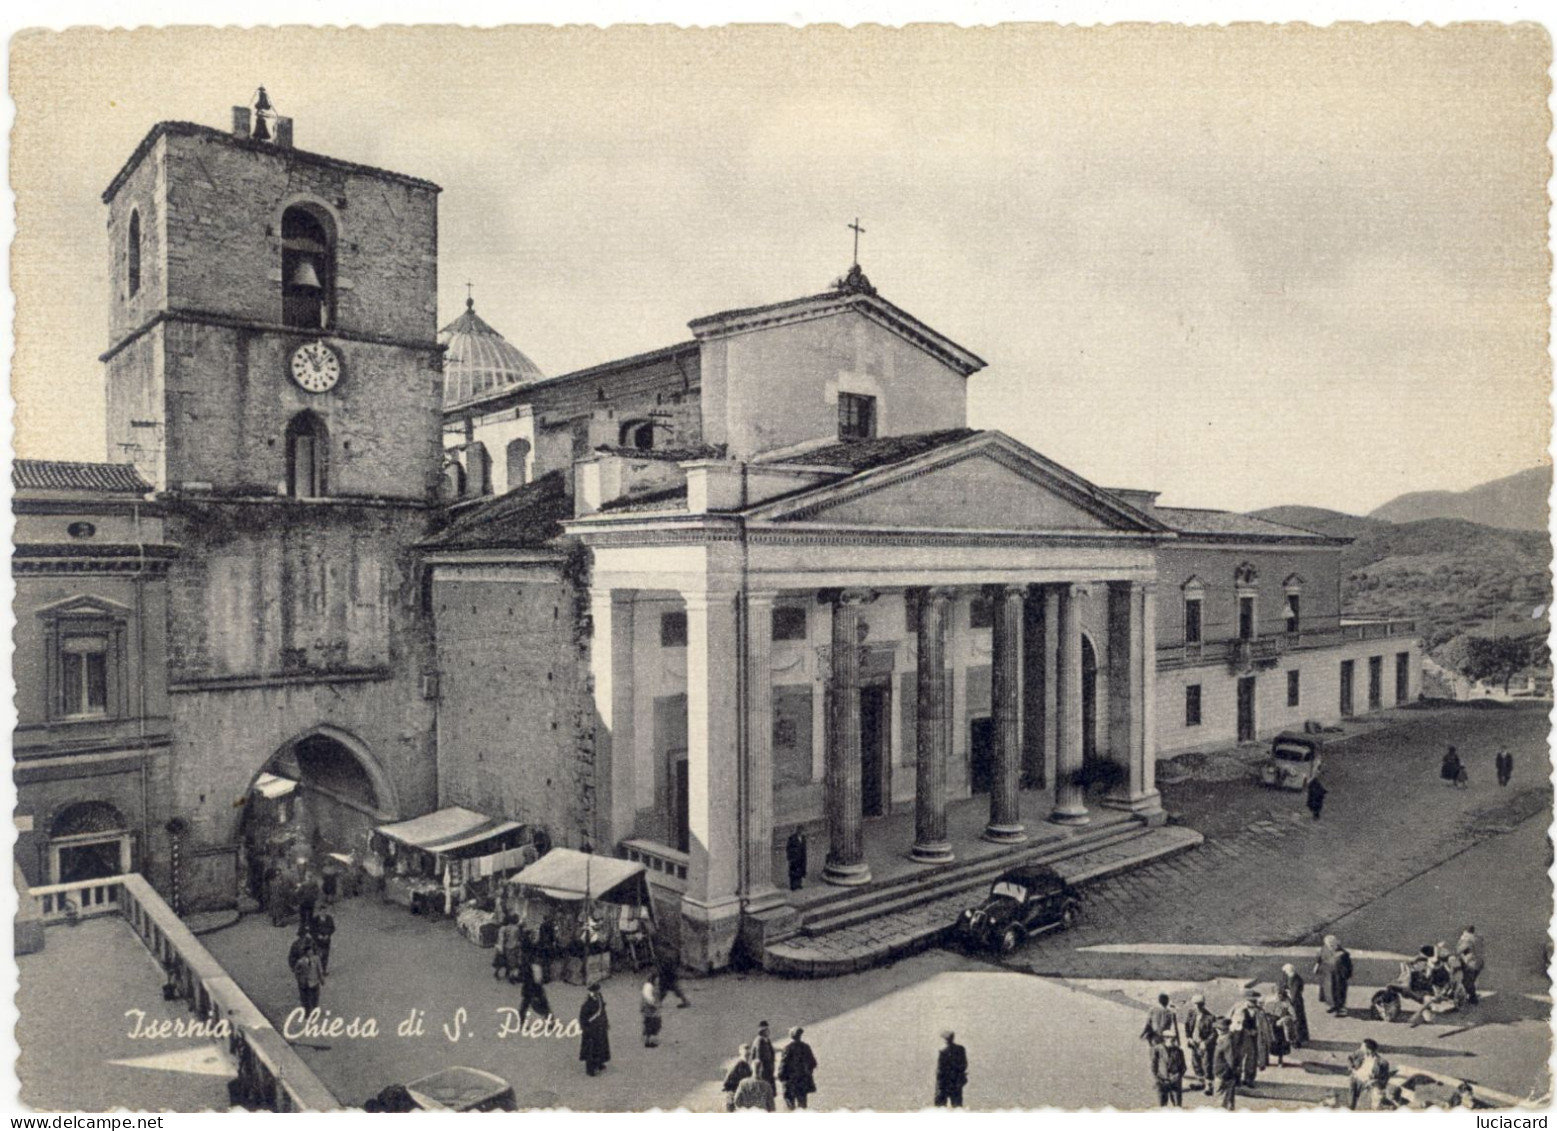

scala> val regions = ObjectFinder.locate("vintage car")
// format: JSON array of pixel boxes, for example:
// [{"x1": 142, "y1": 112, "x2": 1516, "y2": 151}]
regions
[
  {"x1": 1261, "y1": 731, "x2": 1324, "y2": 790},
  {"x1": 953, "y1": 863, "x2": 1082, "y2": 954},
  {"x1": 366, "y1": 1067, "x2": 518, "y2": 1112}
]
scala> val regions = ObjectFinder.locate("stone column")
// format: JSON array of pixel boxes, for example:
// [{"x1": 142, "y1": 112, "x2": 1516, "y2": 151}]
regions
[
  {"x1": 743, "y1": 590, "x2": 784, "y2": 909},
  {"x1": 680, "y1": 590, "x2": 743, "y2": 970},
  {"x1": 1042, "y1": 585, "x2": 1060, "y2": 798},
  {"x1": 985, "y1": 584, "x2": 1028, "y2": 843},
  {"x1": 1021, "y1": 585, "x2": 1047, "y2": 789},
  {"x1": 1104, "y1": 580, "x2": 1164, "y2": 818},
  {"x1": 911, "y1": 587, "x2": 955, "y2": 864},
  {"x1": 589, "y1": 587, "x2": 637, "y2": 849},
  {"x1": 1051, "y1": 583, "x2": 1091, "y2": 825},
  {"x1": 823, "y1": 589, "x2": 872, "y2": 886}
]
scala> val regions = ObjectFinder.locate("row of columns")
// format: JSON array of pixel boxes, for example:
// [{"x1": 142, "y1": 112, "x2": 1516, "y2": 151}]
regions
[{"x1": 818, "y1": 581, "x2": 1158, "y2": 887}]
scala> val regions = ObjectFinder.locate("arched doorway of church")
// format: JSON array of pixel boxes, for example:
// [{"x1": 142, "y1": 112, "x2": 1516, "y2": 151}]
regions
[
  {"x1": 239, "y1": 729, "x2": 392, "y2": 904},
  {"x1": 48, "y1": 800, "x2": 132, "y2": 884}
]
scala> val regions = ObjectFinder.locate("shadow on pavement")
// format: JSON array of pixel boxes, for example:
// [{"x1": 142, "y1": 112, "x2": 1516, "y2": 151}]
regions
[{"x1": 1242, "y1": 1081, "x2": 1346, "y2": 1104}]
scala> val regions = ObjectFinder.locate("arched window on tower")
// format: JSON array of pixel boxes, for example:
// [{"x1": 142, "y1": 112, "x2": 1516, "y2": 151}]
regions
[
  {"x1": 127, "y1": 210, "x2": 142, "y2": 298},
  {"x1": 281, "y1": 205, "x2": 334, "y2": 330},
  {"x1": 286, "y1": 412, "x2": 329, "y2": 498}
]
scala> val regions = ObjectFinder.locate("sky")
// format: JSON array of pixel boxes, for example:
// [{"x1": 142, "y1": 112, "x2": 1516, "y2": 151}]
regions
[{"x1": 9, "y1": 23, "x2": 1552, "y2": 515}]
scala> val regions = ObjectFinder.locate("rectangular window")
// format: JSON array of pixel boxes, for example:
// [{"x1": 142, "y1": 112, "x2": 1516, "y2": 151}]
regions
[
  {"x1": 1285, "y1": 594, "x2": 1301, "y2": 634},
  {"x1": 838, "y1": 392, "x2": 877, "y2": 441},
  {"x1": 1185, "y1": 684, "x2": 1202, "y2": 727},
  {"x1": 772, "y1": 606, "x2": 808, "y2": 642},
  {"x1": 61, "y1": 634, "x2": 110, "y2": 718},
  {"x1": 1184, "y1": 598, "x2": 1202, "y2": 644},
  {"x1": 660, "y1": 610, "x2": 687, "y2": 648},
  {"x1": 1287, "y1": 669, "x2": 1301, "y2": 707},
  {"x1": 1238, "y1": 596, "x2": 1256, "y2": 640}
]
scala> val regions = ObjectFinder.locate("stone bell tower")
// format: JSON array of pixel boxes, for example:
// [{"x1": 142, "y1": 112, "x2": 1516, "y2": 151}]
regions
[{"x1": 100, "y1": 91, "x2": 444, "y2": 905}]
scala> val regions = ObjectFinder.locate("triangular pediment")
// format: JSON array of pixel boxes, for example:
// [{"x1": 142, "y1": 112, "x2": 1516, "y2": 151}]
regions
[
  {"x1": 35, "y1": 595, "x2": 132, "y2": 620},
  {"x1": 748, "y1": 433, "x2": 1164, "y2": 534}
]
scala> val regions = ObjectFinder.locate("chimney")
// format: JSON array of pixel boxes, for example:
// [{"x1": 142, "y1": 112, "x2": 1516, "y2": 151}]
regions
[
  {"x1": 231, "y1": 106, "x2": 251, "y2": 137},
  {"x1": 274, "y1": 116, "x2": 294, "y2": 149}
]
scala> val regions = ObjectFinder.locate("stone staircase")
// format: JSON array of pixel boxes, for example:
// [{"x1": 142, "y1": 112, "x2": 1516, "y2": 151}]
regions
[{"x1": 763, "y1": 814, "x2": 1203, "y2": 976}]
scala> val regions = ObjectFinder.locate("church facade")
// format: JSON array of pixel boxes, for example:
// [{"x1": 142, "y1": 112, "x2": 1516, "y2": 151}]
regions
[{"x1": 15, "y1": 94, "x2": 1420, "y2": 969}]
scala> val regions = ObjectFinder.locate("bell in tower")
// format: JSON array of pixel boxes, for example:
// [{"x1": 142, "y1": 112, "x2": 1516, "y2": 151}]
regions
[{"x1": 231, "y1": 86, "x2": 294, "y2": 148}]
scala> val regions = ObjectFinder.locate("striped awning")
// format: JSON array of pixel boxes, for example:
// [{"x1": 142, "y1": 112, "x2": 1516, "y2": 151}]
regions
[{"x1": 377, "y1": 807, "x2": 522, "y2": 854}]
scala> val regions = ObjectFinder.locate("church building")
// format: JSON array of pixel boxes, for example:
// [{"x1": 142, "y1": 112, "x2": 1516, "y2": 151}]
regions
[{"x1": 14, "y1": 93, "x2": 1421, "y2": 971}]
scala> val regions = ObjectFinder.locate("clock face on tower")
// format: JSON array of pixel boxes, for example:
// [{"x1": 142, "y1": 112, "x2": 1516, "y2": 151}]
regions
[{"x1": 290, "y1": 341, "x2": 341, "y2": 393}]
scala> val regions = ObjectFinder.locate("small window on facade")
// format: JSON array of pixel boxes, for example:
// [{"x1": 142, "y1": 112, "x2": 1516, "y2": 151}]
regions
[
  {"x1": 970, "y1": 595, "x2": 994, "y2": 629},
  {"x1": 1185, "y1": 684, "x2": 1202, "y2": 727},
  {"x1": 506, "y1": 438, "x2": 531, "y2": 489},
  {"x1": 286, "y1": 412, "x2": 329, "y2": 498},
  {"x1": 620, "y1": 420, "x2": 656, "y2": 451},
  {"x1": 1238, "y1": 595, "x2": 1256, "y2": 640},
  {"x1": 61, "y1": 634, "x2": 110, "y2": 718},
  {"x1": 1184, "y1": 597, "x2": 1202, "y2": 644},
  {"x1": 838, "y1": 392, "x2": 876, "y2": 441},
  {"x1": 660, "y1": 611, "x2": 688, "y2": 648},
  {"x1": 772, "y1": 606, "x2": 807, "y2": 642},
  {"x1": 127, "y1": 210, "x2": 142, "y2": 298},
  {"x1": 1285, "y1": 594, "x2": 1301, "y2": 634},
  {"x1": 281, "y1": 205, "x2": 334, "y2": 330},
  {"x1": 1287, "y1": 669, "x2": 1301, "y2": 707}
]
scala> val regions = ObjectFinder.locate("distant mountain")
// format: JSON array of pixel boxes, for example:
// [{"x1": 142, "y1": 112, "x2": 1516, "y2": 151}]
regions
[
  {"x1": 1367, "y1": 465, "x2": 1551, "y2": 532},
  {"x1": 1247, "y1": 507, "x2": 1552, "y2": 655}
]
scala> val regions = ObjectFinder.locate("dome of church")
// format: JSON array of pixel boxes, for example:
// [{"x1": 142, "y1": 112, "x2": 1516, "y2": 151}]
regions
[{"x1": 439, "y1": 297, "x2": 546, "y2": 407}]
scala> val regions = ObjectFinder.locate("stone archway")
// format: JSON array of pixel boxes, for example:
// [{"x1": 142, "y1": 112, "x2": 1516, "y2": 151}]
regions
[
  {"x1": 1081, "y1": 634, "x2": 1099, "y2": 768},
  {"x1": 48, "y1": 800, "x2": 132, "y2": 884}
]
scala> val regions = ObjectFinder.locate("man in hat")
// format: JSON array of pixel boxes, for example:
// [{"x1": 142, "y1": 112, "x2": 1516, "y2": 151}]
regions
[
  {"x1": 751, "y1": 1020, "x2": 776, "y2": 1088},
  {"x1": 786, "y1": 826, "x2": 809, "y2": 891},
  {"x1": 1347, "y1": 1038, "x2": 1391, "y2": 1110},
  {"x1": 1227, "y1": 989, "x2": 1270, "y2": 1086},
  {"x1": 777, "y1": 1025, "x2": 818, "y2": 1110},
  {"x1": 1210, "y1": 1018, "x2": 1239, "y2": 1110},
  {"x1": 1183, "y1": 992, "x2": 1218, "y2": 1093},
  {"x1": 934, "y1": 1031, "x2": 968, "y2": 1109},
  {"x1": 1152, "y1": 1033, "x2": 1187, "y2": 1107},
  {"x1": 1315, "y1": 935, "x2": 1353, "y2": 1016}
]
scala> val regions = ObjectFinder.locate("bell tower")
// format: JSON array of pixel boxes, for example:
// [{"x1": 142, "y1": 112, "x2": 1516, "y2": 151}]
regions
[{"x1": 99, "y1": 92, "x2": 443, "y2": 904}]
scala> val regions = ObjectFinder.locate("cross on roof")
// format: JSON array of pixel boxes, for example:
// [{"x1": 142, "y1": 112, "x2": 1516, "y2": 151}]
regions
[
  {"x1": 465, "y1": 281, "x2": 474, "y2": 309},
  {"x1": 848, "y1": 218, "x2": 866, "y2": 266}
]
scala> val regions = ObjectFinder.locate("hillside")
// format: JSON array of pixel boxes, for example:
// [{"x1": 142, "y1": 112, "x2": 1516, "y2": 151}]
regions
[
  {"x1": 1248, "y1": 508, "x2": 1552, "y2": 654},
  {"x1": 1368, "y1": 465, "x2": 1551, "y2": 531}
]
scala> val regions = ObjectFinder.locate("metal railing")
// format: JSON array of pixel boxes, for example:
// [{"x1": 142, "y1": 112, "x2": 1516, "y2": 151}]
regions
[{"x1": 1158, "y1": 618, "x2": 1419, "y2": 670}]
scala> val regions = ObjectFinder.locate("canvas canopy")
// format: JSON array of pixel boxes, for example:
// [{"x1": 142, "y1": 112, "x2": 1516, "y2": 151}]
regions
[
  {"x1": 505, "y1": 848, "x2": 649, "y2": 904},
  {"x1": 377, "y1": 806, "x2": 523, "y2": 856},
  {"x1": 251, "y1": 772, "x2": 298, "y2": 800}
]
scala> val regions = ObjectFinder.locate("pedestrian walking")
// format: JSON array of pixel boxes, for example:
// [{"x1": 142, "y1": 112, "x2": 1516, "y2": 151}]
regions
[
  {"x1": 579, "y1": 983, "x2": 611, "y2": 1076},
  {"x1": 1182, "y1": 993, "x2": 1218, "y2": 1094},
  {"x1": 1305, "y1": 776, "x2": 1327, "y2": 820},
  {"x1": 777, "y1": 1026, "x2": 818, "y2": 1110},
  {"x1": 1267, "y1": 997, "x2": 1297, "y2": 1066},
  {"x1": 537, "y1": 919, "x2": 558, "y2": 984},
  {"x1": 751, "y1": 1020, "x2": 776, "y2": 1087},
  {"x1": 296, "y1": 869, "x2": 320, "y2": 930},
  {"x1": 1211, "y1": 1018, "x2": 1239, "y2": 1110},
  {"x1": 311, "y1": 908, "x2": 335, "y2": 975},
  {"x1": 1227, "y1": 989, "x2": 1269, "y2": 1086},
  {"x1": 264, "y1": 862, "x2": 284, "y2": 927},
  {"x1": 494, "y1": 915, "x2": 520, "y2": 982},
  {"x1": 287, "y1": 921, "x2": 312, "y2": 969},
  {"x1": 1347, "y1": 1038, "x2": 1391, "y2": 1110},
  {"x1": 640, "y1": 973, "x2": 663, "y2": 1048},
  {"x1": 1277, "y1": 963, "x2": 1309, "y2": 1045},
  {"x1": 1458, "y1": 925, "x2": 1485, "y2": 1004},
  {"x1": 657, "y1": 952, "x2": 690, "y2": 1008},
  {"x1": 1440, "y1": 745, "x2": 1462, "y2": 786},
  {"x1": 934, "y1": 1031, "x2": 968, "y2": 1109},
  {"x1": 1151, "y1": 1034, "x2": 1186, "y2": 1107},
  {"x1": 733, "y1": 1050, "x2": 776, "y2": 1111},
  {"x1": 516, "y1": 948, "x2": 551, "y2": 1026},
  {"x1": 1315, "y1": 934, "x2": 1353, "y2": 1016},
  {"x1": 722, "y1": 1044, "x2": 753, "y2": 1112},
  {"x1": 291, "y1": 938, "x2": 323, "y2": 1012},
  {"x1": 786, "y1": 827, "x2": 809, "y2": 892},
  {"x1": 1139, "y1": 992, "x2": 1178, "y2": 1046},
  {"x1": 1496, "y1": 748, "x2": 1514, "y2": 787}
]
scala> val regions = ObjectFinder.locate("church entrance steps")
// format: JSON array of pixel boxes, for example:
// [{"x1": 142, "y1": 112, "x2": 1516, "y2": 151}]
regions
[{"x1": 762, "y1": 822, "x2": 1203, "y2": 977}]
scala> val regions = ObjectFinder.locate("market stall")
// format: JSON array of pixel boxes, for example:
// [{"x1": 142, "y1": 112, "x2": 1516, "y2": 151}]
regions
[
  {"x1": 503, "y1": 849, "x2": 655, "y2": 984},
  {"x1": 374, "y1": 807, "x2": 532, "y2": 924}
]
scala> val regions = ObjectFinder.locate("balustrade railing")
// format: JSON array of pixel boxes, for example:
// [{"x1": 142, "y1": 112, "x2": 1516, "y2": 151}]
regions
[
  {"x1": 1157, "y1": 618, "x2": 1418, "y2": 669},
  {"x1": 31, "y1": 876, "x2": 123, "y2": 923}
]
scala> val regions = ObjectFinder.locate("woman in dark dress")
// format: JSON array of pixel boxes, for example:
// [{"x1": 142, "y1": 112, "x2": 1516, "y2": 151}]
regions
[
  {"x1": 1277, "y1": 962, "x2": 1310, "y2": 1045},
  {"x1": 579, "y1": 983, "x2": 611, "y2": 1076}
]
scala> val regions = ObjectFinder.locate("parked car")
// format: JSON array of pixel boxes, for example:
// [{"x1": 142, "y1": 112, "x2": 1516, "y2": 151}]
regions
[
  {"x1": 366, "y1": 1067, "x2": 517, "y2": 1112},
  {"x1": 954, "y1": 863, "x2": 1082, "y2": 954},
  {"x1": 1261, "y1": 731, "x2": 1324, "y2": 790}
]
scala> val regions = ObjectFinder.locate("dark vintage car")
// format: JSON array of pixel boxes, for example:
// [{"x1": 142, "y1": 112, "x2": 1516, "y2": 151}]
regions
[
  {"x1": 954, "y1": 863, "x2": 1082, "y2": 953},
  {"x1": 1261, "y1": 731, "x2": 1324, "y2": 790}
]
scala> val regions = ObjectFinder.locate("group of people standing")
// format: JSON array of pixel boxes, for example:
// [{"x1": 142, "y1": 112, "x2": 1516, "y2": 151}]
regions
[
  {"x1": 575, "y1": 954, "x2": 690, "y2": 1077},
  {"x1": 1441, "y1": 743, "x2": 1514, "y2": 789},
  {"x1": 721, "y1": 1020, "x2": 818, "y2": 1111},
  {"x1": 286, "y1": 902, "x2": 336, "y2": 1011},
  {"x1": 1144, "y1": 963, "x2": 1311, "y2": 1110}
]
